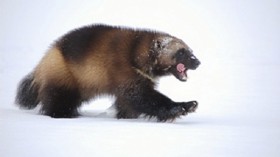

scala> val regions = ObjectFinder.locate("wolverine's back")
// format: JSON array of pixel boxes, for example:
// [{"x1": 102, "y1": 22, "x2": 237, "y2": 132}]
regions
[{"x1": 51, "y1": 25, "x2": 160, "y2": 98}]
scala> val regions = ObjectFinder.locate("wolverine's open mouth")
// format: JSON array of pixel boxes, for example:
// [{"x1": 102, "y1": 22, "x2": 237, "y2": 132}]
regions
[{"x1": 171, "y1": 63, "x2": 188, "y2": 82}]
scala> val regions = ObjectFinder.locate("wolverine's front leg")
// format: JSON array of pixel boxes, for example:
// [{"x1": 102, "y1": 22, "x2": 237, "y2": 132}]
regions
[
  {"x1": 137, "y1": 91, "x2": 198, "y2": 122},
  {"x1": 115, "y1": 79, "x2": 198, "y2": 121}
]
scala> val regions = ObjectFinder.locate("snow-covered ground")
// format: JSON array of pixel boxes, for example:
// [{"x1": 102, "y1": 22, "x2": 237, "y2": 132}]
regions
[{"x1": 1, "y1": 0, "x2": 280, "y2": 157}]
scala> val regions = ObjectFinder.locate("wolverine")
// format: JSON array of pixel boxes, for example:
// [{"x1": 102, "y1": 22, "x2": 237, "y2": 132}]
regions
[{"x1": 16, "y1": 24, "x2": 200, "y2": 122}]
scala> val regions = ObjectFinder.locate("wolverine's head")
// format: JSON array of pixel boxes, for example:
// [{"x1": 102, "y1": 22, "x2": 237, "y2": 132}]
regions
[{"x1": 151, "y1": 35, "x2": 200, "y2": 81}]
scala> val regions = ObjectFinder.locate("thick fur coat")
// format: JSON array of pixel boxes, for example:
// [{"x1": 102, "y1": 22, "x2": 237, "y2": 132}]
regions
[{"x1": 16, "y1": 24, "x2": 200, "y2": 122}]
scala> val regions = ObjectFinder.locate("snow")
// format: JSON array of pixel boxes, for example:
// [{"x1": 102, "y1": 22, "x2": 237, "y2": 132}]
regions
[
  {"x1": 1, "y1": 0, "x2": 280, "y2": 157},
  {"x1": 159, "y1": 36, "x2": 173, "y2": 48}
]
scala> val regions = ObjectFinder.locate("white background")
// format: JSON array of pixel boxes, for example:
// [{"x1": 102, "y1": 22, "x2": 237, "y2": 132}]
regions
[{"x1": 1, "y1": 0, "x2": 280, "y2": 157}]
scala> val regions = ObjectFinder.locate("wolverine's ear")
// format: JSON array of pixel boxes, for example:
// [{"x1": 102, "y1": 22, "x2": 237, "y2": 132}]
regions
[
  {"x1": 153, "y1": 37, "x2": 173, "y2": 51},
  {"x1": 153, "y1": 40, "x2": 164, "y2": 50}
]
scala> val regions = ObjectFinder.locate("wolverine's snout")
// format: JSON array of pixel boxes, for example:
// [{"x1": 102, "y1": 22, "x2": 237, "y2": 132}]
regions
[{"x1": 188, "y1": 55, "x2": 200, "y2": 70}]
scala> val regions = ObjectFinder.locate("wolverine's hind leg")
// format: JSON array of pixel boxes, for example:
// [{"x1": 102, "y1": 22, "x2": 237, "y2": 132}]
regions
[
  {"x1": 34, "y1": 47, "x2": 82, "y2": 118},
  {"x1": 39, "y1": 84, "x2": 82, "y2": 118}
]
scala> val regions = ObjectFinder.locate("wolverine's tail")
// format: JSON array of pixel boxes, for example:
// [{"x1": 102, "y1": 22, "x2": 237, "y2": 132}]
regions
[{"x1": 15, "y1": 73, "x2": 39, "y2": 109}]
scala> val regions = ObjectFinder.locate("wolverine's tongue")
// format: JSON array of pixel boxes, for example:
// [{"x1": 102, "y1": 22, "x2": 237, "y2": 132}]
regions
[{"x1": 176, "y1": 63, "x2": 188, "y2": 81}]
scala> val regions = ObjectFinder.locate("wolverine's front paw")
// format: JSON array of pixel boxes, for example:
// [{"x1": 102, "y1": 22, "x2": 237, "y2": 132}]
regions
[
  {"x1": 178, "y1": 101, "x2": 198, "y2": 115},
  {"x1": 157, "y1": 101, "x2": 198, "y2": 122}
]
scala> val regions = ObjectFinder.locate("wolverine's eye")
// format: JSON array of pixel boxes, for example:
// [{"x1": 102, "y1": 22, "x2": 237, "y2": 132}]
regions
[
  {"x1": 176, "y1": 49, "x2": 186, "y2": 57},
  {"x1": 174, "y1": 49, "x2": 187, "y2": 59},
  {"x1": 178, "y1": 51, "x2": 184, "y2": 56}
]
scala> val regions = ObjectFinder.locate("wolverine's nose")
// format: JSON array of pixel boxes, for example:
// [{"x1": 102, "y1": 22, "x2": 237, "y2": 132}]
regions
[
  {"x1": 189, "y1": 56, "x2": 200, "y2": 69},
  {"x1": 193, "y1": 59, "x2": 201, "y2": 68}
]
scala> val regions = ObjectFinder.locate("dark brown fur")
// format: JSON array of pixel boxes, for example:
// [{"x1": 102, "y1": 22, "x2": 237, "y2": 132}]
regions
[{"x1": 16, "y1": 24, "x2": 200, "y2": 121}]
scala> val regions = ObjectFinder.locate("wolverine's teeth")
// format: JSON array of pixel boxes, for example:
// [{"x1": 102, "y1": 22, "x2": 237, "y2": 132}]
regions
[
  {"x1": 181, "y1": 75, "x2": 187, "y2": 81},
  {"x1": 179, "y1": 70, "x2": 188, "y2": 81}
]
